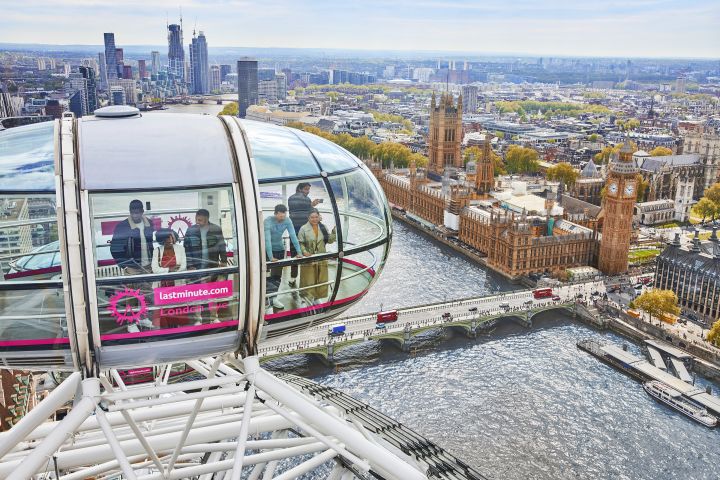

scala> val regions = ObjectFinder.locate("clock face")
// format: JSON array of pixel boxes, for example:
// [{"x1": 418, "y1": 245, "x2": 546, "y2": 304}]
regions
[
  {"x1": 624, "y1": 183, "x2": 635, "y2": 196},
  {"x1": 608, "y1": 182, "x2": 618, "y2": 194}
]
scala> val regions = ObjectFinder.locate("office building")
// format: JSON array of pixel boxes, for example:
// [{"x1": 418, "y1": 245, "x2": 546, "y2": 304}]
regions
[
  {"x1": 138, "y1": 60, "x2": 147, "y2": 79},
  {"x1": 189, "y1": 31, "x2": 209, "y2": 94},
  {"x1": 220, "y1": 64, "x2": 232, "y2": 82},
  {"x1": 209, "y1": 65, "x2": 221, "y2": 92},
  {"x1": 103, "y1": 33, "x2": 118, "y2": 79},
  {"x1": 656, "y1": 231, "x2": 720, "y2": 324},
  {"x1": 68, "y1": 90, "x2": 85, "y2": 118},
  {"x1": 167, "y1": 23, "x2": 185, "y2": 81},
  {"x1": 109, "y1": 86, "x2": 126, "y2": 105},
  {"x1": 461, "y1": 85, "x2": 478, "y2": 114},
  {"x1": 237, "y1": 58, "x2": 258, "y2": 118},
  {"x1": 108, "y1": 79, "x2": 136, "y2": 105},
  {"x1": 97, "y1": 52, "x2": 108, "y2": 90},
  {"x1": 79, "y1": 66, "x2": 98, "y2": 114},
  {"x1": 115, "y1": 48, "x2": 124, "y2": 70},
  {"x1": 151, "y1": 51, "x2": 161, "y2": 76},
  {"x1": 275, "y1": 73, "x2": 287, "y2": 101},
  {"x1": 122, "y1": 65, "x2": 133, "y2": 80}
]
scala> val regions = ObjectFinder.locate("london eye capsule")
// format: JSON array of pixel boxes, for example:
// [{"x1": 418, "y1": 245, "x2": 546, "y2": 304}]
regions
[{"x1": 0, "y1": 108, "x2": 391, "y2": 371}]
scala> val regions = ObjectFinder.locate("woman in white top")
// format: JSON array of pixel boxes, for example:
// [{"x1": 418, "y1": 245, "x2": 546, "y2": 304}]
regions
[{"x1": 151, "y1": 228, "x2": 188, "y2": 328}]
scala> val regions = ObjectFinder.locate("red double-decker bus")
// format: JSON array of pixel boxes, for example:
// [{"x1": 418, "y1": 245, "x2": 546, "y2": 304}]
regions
[
  {"x1": 377, "y1": 310, "x2": 399, "y2": 323},
  {"x1": 533, "y1": 288, "x2": 553, "y2": 299}
]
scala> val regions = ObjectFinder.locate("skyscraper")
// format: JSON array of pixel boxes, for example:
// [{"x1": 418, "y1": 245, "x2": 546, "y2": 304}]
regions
[
  {"x1": 461, "y1": 85, "x2": 478, "y2": 114},
  {"x1": 138, "y1": 60, "x2": 147, "y2": 79},
  {"x1": 209, "y1": 65, "x2": 221, "y2": 92},
  {"x1": 103, "y1": 33, "x2": 118, "y2": 79},
  {"x1": 189, "y1": 31, "x2": 209, "y2": 94},
  {"x1": 79, "y1": 66, "x2": 97, "y2": 114},
  {"x1": 220, "y1": 64, "x2": 232, "y2": 82},
  {"x1": 237, "y1": 58, "x2": 258, "y2": 118},
  {"x1": 167, "y1": 23, "x2": 185, "y2": 81},
  {"x1": 115, "y1": 48, "x2": 124, "y2": 75},
  {"x1": 97, "y1": 52, "x2": 108, "y2": 90},
  {"x1": 151, "y1": 51, "x2": 160, "y2": 76}
]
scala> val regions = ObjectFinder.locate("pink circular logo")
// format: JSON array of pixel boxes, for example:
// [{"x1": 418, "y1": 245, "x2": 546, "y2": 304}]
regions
[
  {"x1": 108, "y1": 288, "x2": 148, "y2": 325},
  {"x1": 168, "y1": 215, "x2": 193, "y2": 238}
]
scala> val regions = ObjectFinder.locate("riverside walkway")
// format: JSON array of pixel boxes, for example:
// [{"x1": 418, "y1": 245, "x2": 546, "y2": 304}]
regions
[{"x1": 259, "y1": 280, "x2": 605, "y2": 362}]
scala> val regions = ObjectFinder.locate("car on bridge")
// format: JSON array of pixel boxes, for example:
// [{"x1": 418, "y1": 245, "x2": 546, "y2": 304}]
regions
[
  {"x1": 499, "y1": 302, "x2": 510, "y2": 309},
  {"x1": 552, "y1": 295, "x2": 561, "y2": 301}
]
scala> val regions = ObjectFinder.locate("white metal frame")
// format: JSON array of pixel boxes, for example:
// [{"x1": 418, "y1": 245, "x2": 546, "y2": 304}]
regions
[{"x1": 0, "y1": 355, "x2": 426, "y2": 480}]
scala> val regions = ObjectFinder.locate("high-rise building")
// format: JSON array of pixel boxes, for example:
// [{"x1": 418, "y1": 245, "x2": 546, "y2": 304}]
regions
[
  {"x1": 68, "y1": 90, "x2": 86, "y2": 117},
  {"x1": 167, "y1": 23, "x2": 185, "y2": 81},
  {"x1": 151, "y1": 51, "x2": 161, "y2": 76},
  {"x1": 109, "y1": 86, "x2": 126, "y2": 105},
  {"x1": 237, "y1": 58, "x2": 258, "y2": 118},
  {"x1": 37, "y1": 58, "x2": 46, "y2": 70},
  {"x1": 79, "y1": 66, "x2": 97, "y2": 114},
  {"x1": 103, "y1": 33, "x2": 118, "y2": 79},
  {"x1": 258, "y1": 80, "x2": 278, "y2": 102},
  {"x1": 189, "y1": 31, "x2": 209, "y2": 94},
  {"x1": 97, "y1": 52, "x2": 108, "y2": 90},
  {"x1": 209, "y1": 65, "x2": 221, "y2": 92},
  {"x1": 275, "y1": 73, "x2": 287, "y2": 101},
  {"x1": 115, "y1": 48, "x2": 124, "y2": 71},
  {"x1": 428, "y1": 92, "x2": 463, "y2": 175},
  {"x1": 138, "y1": 60, "x2": 147, "y2": 79},
  {"x1": 220, "y1": 64, "x2": 232, "y2": 82},
  {"x1": 122, "y1": 65, "x2": 133, "y2": 80},
  {"x1": 461, "y1": 85, "x2": 478, "y2": 114},
  {"x1": 44, "y1": 99, "x2": 63, "y2": 118},
  {"x1": 108, "y1": 79, "x2": 136, "y2": 105},
  {"x1": 598, "y1": 138, "x2": 638, "y2": 275}
]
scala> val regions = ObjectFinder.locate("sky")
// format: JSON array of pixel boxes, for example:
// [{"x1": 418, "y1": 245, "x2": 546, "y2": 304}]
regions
[{"x1": 1, "y1": 0, "x2": 719, "y2": 58}]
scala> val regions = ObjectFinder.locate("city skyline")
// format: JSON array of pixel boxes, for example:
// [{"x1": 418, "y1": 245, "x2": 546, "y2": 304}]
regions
[{"x1": 1, "y1": 0, "x2": 719, "y2": 59}]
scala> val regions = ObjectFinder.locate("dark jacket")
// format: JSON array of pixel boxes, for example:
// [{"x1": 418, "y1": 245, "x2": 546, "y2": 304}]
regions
[
  {"x1": 109, "y1": 218, "x2": 155, "y2": 269},
  {"x1": 184, "y1": 222, "x2": 228, "y2": 269},
  {"x1": 288, "y1": 192, "x2": 313, "y2": 230}
]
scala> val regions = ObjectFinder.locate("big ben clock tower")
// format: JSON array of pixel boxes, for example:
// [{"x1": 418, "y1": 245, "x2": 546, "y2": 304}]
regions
[{"x1": 598, "y1": 137, "x2": 638, "y2": 275}]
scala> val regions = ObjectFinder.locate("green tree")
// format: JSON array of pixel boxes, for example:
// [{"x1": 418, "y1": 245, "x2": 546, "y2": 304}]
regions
[
  {"x1": 588, "y1": 133, "x2": 599, "y2": 142},
  {"x1": 218, "y1": 102, "x2": 238, "y2": 116},
  {"x1": 708, "y1": 319, "x2": 720, "y2": 347},
  {"x1": 546, "y1": 162, "x2": 579, "y2": 188},
  {"x1": 630, "y1": 289, "x2": 680, "y2": 322},
  {"x1": 649, "y1": 146, "x2": 673, "y2": 156},
  {"x1": 504, "y1": 145, "x2": 539, "y2": 174},
  {"x1": 635, "y1": 174, "x2": 650, "y2": 203},
  {"x1": 693, "y1": 198, "x2": 718, "y2": 223},
  {"x1": 705, "y1": 183, "x2": 720, "y2": 206}
]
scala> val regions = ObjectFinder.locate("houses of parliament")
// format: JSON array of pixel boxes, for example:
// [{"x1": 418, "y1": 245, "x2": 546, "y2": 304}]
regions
[{"x1": 374, "y1": 92, "x2": 635, "y2": 280}]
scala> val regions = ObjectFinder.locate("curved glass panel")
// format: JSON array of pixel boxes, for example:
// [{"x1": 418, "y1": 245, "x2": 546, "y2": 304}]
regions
[
  {"x1": 0, "y1": 285, "x2": 67, "y2": 348},
  {"x1": 239, "y1": 120, "x2": 321, "y2": 181},
  {"x1": 0, "y1": 192, "x2": 67, "y2": 352},
  {"x1": 329, "y1": 169, "x2": 387, "y2": 251},
  {"x1": 339, "y1": 244, "x2": 387, "y2": 307},
  {"x1": 88, "y1": 186, "x2": 242, "y2": 343},
  {"x1": 291, "y1": 128, "x2": 360, "y2": 173},
  {"x1": 0, "y1": 121, "x2": 55, "y2": 192}
]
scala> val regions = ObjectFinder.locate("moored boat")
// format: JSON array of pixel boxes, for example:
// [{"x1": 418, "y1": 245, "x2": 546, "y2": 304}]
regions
[{"x1": 643, "y1": 380, "x2": 717, "y2": 428}]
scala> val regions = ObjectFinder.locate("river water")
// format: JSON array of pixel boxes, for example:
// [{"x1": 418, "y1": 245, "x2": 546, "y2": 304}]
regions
[
  {"x1": 265, "y1": 222, "x2": 720, "y2": 480},
  {"x1": 157, "y1": 105, "x2": 720, "y2": 479}
]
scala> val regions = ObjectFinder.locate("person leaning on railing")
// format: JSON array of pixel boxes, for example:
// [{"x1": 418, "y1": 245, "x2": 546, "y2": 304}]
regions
[{"x1": 297, "y1": 208, "x2": 336, "y2": 306}]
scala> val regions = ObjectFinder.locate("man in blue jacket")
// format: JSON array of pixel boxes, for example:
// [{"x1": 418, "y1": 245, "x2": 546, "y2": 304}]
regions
[{"x1": 264, "y1": 204, "x2": 302, "y2": 310}]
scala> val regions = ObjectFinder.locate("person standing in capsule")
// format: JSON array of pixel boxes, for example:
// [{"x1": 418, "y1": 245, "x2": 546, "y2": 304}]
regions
[
  {"x1": 288, "y1": 182, "x2": 321, "y2": 287},
  {"x1": 264, "y1": 204, "x2": 302, "y2": 310},
  {"x1": 110, "y1": 199, "x2": 156, "y2": 275},
  {"x1": 151, "y1": 228, "x2": 188, "y2": 328},
  {"x1": 297, "y1": 208, "x2": 336, "y2": 305}
]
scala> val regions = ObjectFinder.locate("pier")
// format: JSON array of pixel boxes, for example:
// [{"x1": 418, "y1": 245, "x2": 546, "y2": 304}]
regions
[{"x1": 577, "y1": 339, "x2": 720, "y2": 418}]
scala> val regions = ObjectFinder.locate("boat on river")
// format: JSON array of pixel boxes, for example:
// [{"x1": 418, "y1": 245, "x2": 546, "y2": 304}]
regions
[{"x1": 643, "y1": 380, "x2": 717, "y2": 427}]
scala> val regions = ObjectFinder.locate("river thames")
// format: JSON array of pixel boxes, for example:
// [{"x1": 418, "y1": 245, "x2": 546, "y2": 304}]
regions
[{"x1": 153, "y1": 106, "x2": 720, "y2": 479}]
